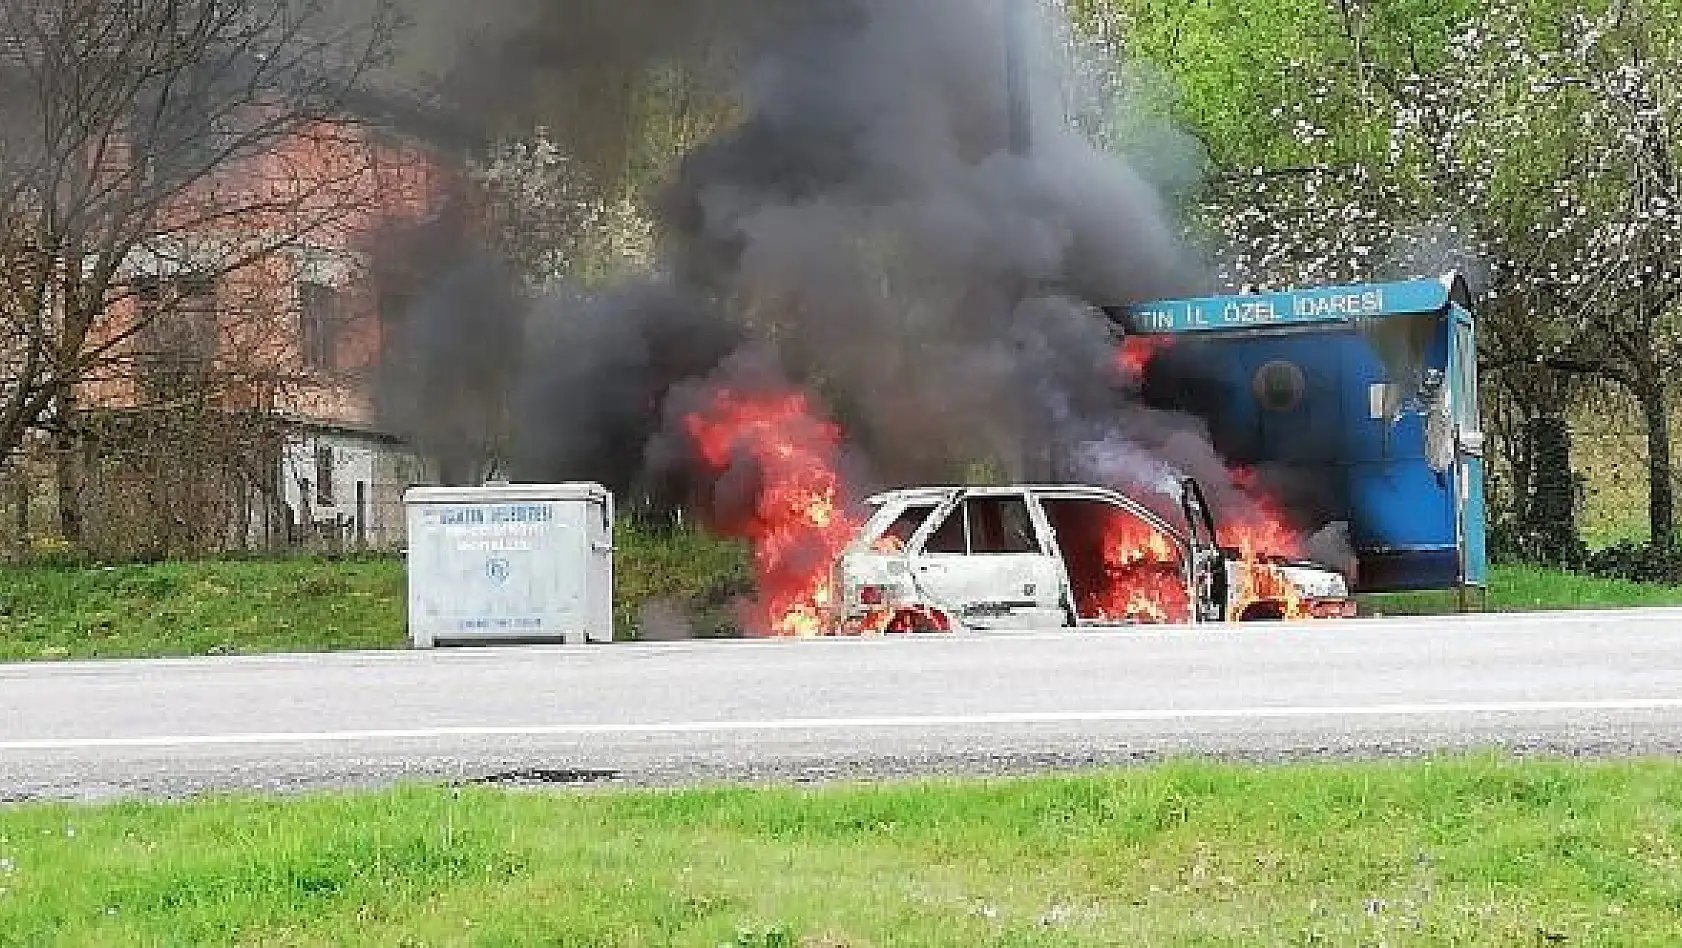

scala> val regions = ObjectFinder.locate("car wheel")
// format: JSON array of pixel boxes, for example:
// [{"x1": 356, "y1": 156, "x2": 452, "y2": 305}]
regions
[{"x1": 890, "y1": 608, "x2": 952, "y2": 634}]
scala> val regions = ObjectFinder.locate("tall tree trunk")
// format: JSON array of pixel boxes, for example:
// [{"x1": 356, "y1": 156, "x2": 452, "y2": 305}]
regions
[
  {"x1": 11, "y1": 466, "x2": 29, "y2": 542},
  {"x1": 1639, "y1": 376, "x2": 1675, "y2": 548},
  {"x1": 1520, "y1": 413, "x2": 1579, "y2": 564},
  {"x1": 52, "y1": 396, "x2": 84, "y2": 545}
]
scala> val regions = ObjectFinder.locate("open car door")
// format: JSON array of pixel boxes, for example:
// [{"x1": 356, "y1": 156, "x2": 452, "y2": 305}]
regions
[
  {"x1": 1034, "y1": 487, "x2": 1195, "y2": 626},
  {"x1": 1180, "y1": 477, "x2": 1229, "y2": 623}
]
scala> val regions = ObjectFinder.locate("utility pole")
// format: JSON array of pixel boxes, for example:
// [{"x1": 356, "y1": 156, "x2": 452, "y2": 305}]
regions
[
  {"x1": 1001, "y1": 0, "x2": 1057, "y2": 481},
  {"x1": 1003, "y1": 0, "x2": 1032, "y2": 157}
]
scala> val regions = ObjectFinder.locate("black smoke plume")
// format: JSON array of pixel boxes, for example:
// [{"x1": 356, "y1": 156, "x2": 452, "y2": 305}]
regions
[
  {"x1": 369, "y1": 197, "x2": 524, "y2": 486},
  {"x1": 376, "y1": 0, "x2": 1353, "y2": 560}
]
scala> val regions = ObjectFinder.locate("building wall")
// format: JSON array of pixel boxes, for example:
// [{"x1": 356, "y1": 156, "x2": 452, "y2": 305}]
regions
[
  {"x1": 63, "y1": 112, "x2": 462, "y2": 556},
  {"x1": 279, "y1": 428, "x2": 431, "y2": 549},
  {"x1": 79, "y1": 117, "x2": 459, "y2": 432}
]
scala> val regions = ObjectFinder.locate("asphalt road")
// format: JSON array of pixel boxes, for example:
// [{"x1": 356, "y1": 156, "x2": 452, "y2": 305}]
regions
[{"x1": 5, "y1": 609, "x2": 1682, "y2": 802}]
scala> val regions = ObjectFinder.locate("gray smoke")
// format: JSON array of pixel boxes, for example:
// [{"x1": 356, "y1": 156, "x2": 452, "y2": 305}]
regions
[
  {"x1": 377, "y1": 0, "x2": 1350, "y2": 558},
  {"x1": 514, "y1": 282, "x2": 744, "y2": 503},
  {"x1": 636, "y1": 598, "x2": 698, "y2": 642},
  {"x1": 638, "y1": 0, "x2": 1204, "y2": 482},
  {"x1": 369, "y1": 197, "x2": 524, "y2": 486}
]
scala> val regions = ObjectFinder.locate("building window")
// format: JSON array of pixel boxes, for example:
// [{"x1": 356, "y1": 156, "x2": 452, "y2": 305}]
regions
[
  {"x1": 1454, "y1": 321, "x2": 1480, "y2": 437},
  {"x1": 134, "y1": 274, "x2": 162, "y2": 322},
  {"x1": 137, "y1": 276, "x2": 218, "y2": 358},
  {"x1": 315, "y1": 445, "x2": 335, "y2": 507},
  {"x1": 299, "y1": 282, "x2": 342, "y2": 372},
  {"x1": 136, "y1": 274, "x2": 218, "y2": 400},
  {"x1": 378, "y1": 286, "x2": 413, "y2": 342}
]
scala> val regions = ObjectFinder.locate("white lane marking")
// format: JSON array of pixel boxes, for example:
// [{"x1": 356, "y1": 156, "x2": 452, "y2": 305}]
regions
[{"x1": 6, "y1": 698, "x2": 1682, "y2": 751}]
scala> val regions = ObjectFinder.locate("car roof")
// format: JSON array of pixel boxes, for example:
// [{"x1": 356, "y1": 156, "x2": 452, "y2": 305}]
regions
[
  {"x1": 865, "y1": 483, "x2": 1166, "y2": 502},
  {"x1": 863, "y1": 483, "x2": 1183, "y2": 536},
  {"x1": 864, "y1": 486, "x2": 960, "y2": 506}
]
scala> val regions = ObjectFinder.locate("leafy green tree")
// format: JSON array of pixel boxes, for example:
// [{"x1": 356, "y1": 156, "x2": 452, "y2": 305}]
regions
[{"x1": 1084, "y1": 0, "x2": 1682, "y2": 549}]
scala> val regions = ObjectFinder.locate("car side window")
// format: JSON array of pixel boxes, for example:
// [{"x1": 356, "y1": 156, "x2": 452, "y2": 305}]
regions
[
  {"x1": 923, "y1": 504, "x2": 968, "y2": 554},
  {"x1": 967, "y1": 496, "x2": 1041, "y2": 554},
  {"x1": 872, "y1": 503, "x2": 936, "y2": 553}
]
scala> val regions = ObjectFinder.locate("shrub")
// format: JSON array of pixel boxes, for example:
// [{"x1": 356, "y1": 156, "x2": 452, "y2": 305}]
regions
[
  {"x1": 613, "y1": 519, "x2": 751, "y2": 640},
  {"x1": 1581, "y1": 540, "x2": 1682, "y2": 585},
  {"x1": 1489, "y1": 518, "x2": 1586, "y2": 570}
]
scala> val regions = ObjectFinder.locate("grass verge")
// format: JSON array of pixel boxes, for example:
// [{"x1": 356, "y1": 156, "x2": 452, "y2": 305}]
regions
[
  {"x1": 2, "y1": 756, "x2": 1680, "y2": 945},
  {"x1": 3, "y1": 556, "x2": 1680, "y2": 662},
  {"x1": 1362, "y1": 563, "x2": 1682, "y2": 616},
  {"x1": 0, "y1": 557, "x2": 406, "y2": 662},
  {"x1": 0, "y1": 522, "x2": 749, "y2": 662}
]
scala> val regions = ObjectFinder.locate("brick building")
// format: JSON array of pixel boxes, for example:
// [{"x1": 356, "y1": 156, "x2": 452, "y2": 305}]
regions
[{"x1": 60, "y1": 89, "x2": 473, "y2": 555}]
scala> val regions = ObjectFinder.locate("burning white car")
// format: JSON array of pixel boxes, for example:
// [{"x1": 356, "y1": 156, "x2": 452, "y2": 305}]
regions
[{"x1": 832, "y1": 479, "x2": 1355, "y2": 633}]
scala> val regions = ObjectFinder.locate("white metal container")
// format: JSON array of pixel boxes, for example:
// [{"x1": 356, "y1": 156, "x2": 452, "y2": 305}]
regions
[{"x1": 403, "y1": 483, "x2": 615, "y2": 647}]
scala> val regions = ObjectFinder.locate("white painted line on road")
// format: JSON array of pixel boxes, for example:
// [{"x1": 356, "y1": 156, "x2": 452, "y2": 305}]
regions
[{"x1": 6, "y1": 698, "x2": 1682, "y2": 751}]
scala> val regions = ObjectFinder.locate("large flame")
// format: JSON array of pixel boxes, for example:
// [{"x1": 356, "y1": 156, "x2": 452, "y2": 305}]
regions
[
  {"x1": 1219, "y1": 468, "x2": 1303, "y2": 560},
  {"x1": 1220, "y1": 470, "x2": 1314, "y2": 620},
  {"x1": 1081, "y1": 481, "x2": 1316, "y2": 625},
  {"x1": 685, "y1": 355, "x2": 1339, "y2": 636},
  {"x1": 1085, "y1": 509, "x2": 1191, "y2": 624},
  {"x1": 1109, "y1": 336, "x2": 1328, "y2": 622},
  {"x1": 683, "y1": 388, "x2": 863, "y2": 637}
]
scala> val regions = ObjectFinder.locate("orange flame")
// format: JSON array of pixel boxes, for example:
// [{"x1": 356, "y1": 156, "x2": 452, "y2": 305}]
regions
[
  {"x1": 1085, "y1": 509, "x2": 1191, "y2": 624},
  {"x1": 1218, "y1": 471, "x2": 1314, "y2": 620},
  {"x1": 848, "y1": 603, "x2": 952, "y2": 636},
  {"x1": 683, "y1": 388, "x2": 863, "y2": 637},
  {"x1": 1114, "y1": 335, "x2": 1173, "y2": 384},
  {"x1": 1218, "y1": 471, "x2": 1303, "y2": 560}
]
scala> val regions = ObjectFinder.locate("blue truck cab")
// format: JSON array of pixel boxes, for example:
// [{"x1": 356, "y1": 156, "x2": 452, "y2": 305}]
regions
[{"x1": 1118, "y1": 273, "x2": 1487, "y2": 597}]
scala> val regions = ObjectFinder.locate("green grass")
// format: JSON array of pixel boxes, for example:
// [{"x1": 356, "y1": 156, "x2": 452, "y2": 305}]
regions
[
  {"x1": 4, "y1": 554, "x2": 1681, "y2": 662},
  {"x1": 0, "y1": 523, "x2": 751, "y2": 662},
  {"x1": 0, "y1": 558, "x2": 406, "y2": 662},
  {"x1": 1363, "y1": 564, "x2": 1682, "y2": 616},
  {"x1": 1, "y1": 756, "x2": 1679, "y2": 945}
]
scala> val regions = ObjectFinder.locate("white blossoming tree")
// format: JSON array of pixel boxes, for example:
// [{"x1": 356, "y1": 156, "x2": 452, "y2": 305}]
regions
[
  {"x1": 1091, "y1": 0, "x2": 1682, "y2": 549},
  {"x1": 467, "y1": 127, "x2": 656, "y2": 291}
]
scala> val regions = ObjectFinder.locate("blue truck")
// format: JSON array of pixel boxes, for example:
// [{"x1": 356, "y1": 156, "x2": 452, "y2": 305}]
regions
[{"x1": 1117, "y1": 273, "x2": 1487, "y2": 599}]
